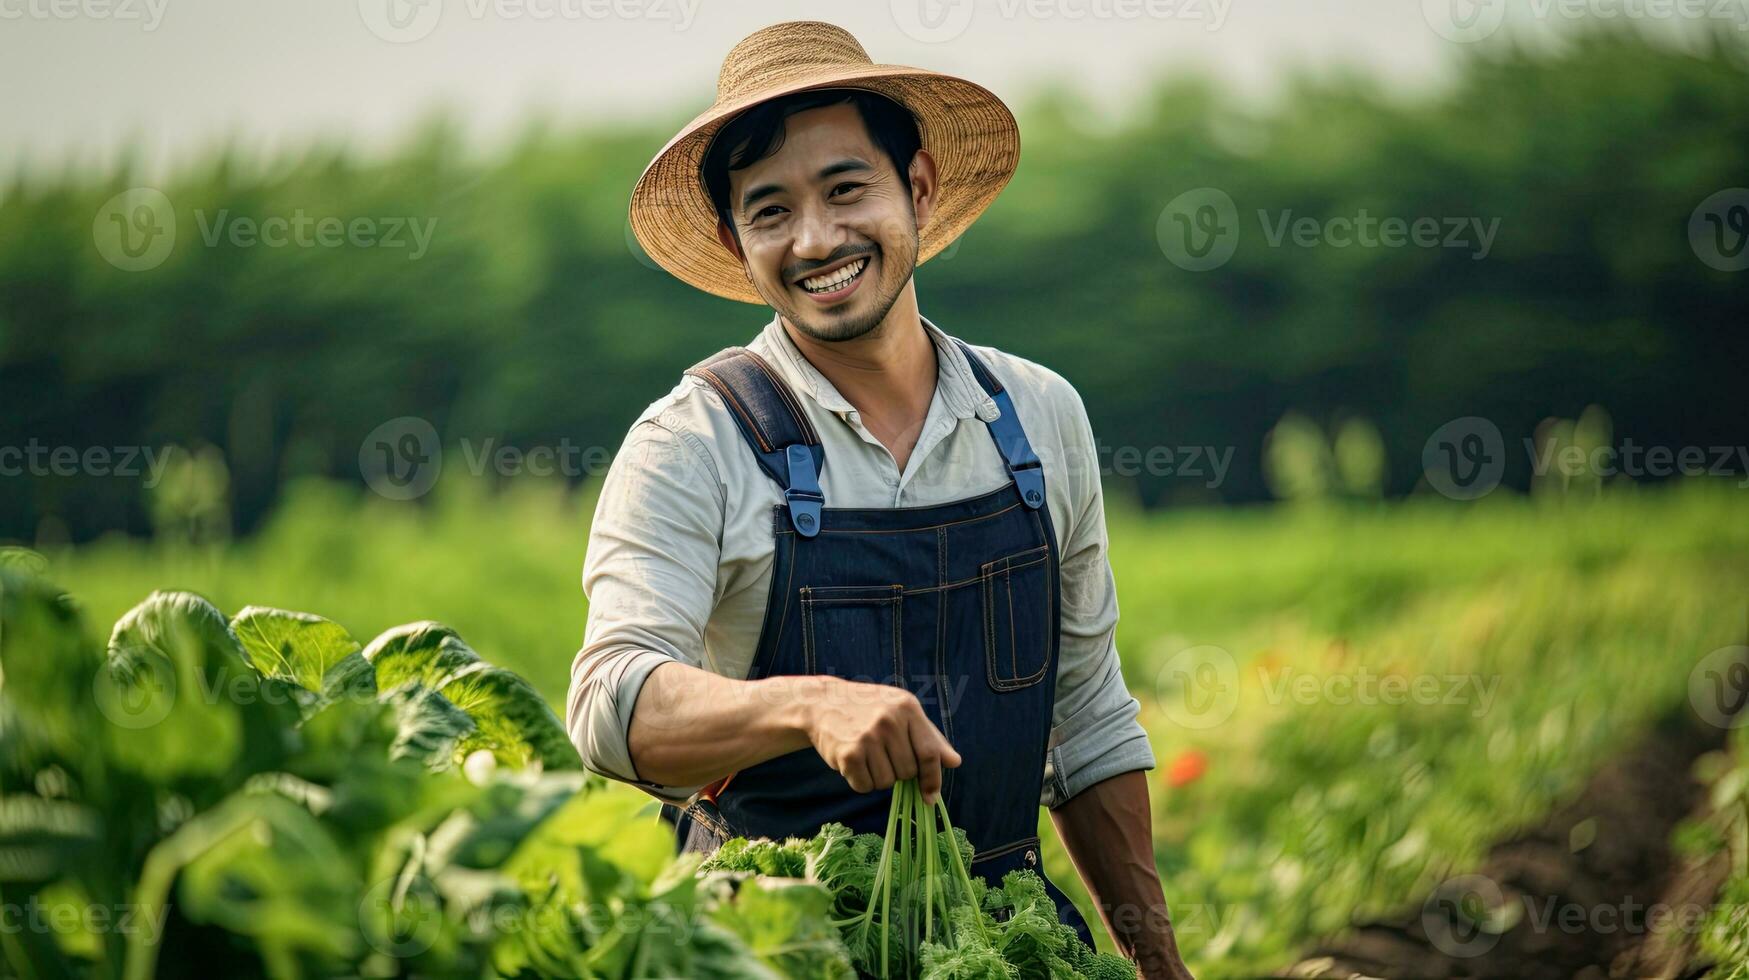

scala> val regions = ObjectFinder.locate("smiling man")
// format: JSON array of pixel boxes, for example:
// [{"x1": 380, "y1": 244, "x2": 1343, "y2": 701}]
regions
[{"x1": 568, "y1": 21, "x2": 1193, "y2": 977}]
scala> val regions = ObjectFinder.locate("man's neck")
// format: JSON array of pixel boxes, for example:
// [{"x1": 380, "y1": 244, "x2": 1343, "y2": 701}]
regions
[{"x1": 780, "y1": 283, "x2": 937, "y2": 470}]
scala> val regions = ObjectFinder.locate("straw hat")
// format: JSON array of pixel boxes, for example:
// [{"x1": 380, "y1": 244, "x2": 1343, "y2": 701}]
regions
[{"x1": 628, "y1": 21, "x2": 1020, "y2": 304}]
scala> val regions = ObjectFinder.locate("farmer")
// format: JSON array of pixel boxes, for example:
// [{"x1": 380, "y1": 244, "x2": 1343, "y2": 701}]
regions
[{"x1": 568, "y1": 21, "x2": 1192, "y2": 977}]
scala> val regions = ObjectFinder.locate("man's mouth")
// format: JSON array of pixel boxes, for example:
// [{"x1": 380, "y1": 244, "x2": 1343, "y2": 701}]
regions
[{"x1": 796, "y1": 256, "x2": 870, "y2": 301}]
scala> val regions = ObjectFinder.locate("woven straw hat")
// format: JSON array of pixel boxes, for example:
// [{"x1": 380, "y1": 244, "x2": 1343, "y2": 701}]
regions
[{"x1": 628, "y1": 21, "x2": 1020, "y2": 304}]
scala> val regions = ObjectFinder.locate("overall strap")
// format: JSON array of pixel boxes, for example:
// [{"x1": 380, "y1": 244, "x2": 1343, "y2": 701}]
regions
[
  {"x1": 953, "y1": 340, "x2": 1046, "y2": 511},
  {"x1": 685, "y1": 347, "x2": 826, "y2": 537}
]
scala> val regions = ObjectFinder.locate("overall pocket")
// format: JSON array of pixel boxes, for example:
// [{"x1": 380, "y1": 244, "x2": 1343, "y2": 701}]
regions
[
  {"x1": 981, "y1": 545, "x2": 1052, "y2": 692},
  {"x1": 800, "y1": 584, "x2": 903, "y2": 684}
]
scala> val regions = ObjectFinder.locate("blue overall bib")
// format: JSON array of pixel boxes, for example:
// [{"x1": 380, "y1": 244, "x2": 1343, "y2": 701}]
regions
[{"x1": 658, "y1": 339, "x2": 1093, "y2": 946}]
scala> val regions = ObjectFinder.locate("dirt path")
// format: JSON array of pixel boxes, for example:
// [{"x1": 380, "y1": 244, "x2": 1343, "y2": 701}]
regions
[{"x1": 1284, "y1": 709, "x2": 1728, "y2": 980}]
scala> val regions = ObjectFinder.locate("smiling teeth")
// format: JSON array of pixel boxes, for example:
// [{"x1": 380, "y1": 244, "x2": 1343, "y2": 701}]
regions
[{"x1": 801, "y1": 258, "x2": 867, "y2": 293}]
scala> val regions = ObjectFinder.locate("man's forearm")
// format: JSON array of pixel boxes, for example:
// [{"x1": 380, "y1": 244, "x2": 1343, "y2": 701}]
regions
[
  {"x1": 625, "y1": 661, "x2": 819, "y2": 787},
  {"x1": 1049, "y1": 769, "x2": 1194, "y2": 980}
]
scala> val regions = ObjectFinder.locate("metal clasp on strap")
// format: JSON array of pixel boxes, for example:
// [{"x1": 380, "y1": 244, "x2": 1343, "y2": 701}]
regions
[
  {"x1": 1009, "y1": 459, "x2": 1045, "y2": 510},
  {"x1": 784, "y1": 444, "x2": 824, "y2": 537}
]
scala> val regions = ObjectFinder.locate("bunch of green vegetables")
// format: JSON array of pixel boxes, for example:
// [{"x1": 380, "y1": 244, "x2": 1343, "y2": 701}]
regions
[{"x1": 702, "y1": 780, "x2": 1136, "y2": 979}]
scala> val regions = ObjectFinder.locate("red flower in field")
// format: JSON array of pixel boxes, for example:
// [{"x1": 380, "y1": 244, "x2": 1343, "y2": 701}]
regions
[{"x1": 1165, "y1": 749, "x2": 1208, "y2": 789}]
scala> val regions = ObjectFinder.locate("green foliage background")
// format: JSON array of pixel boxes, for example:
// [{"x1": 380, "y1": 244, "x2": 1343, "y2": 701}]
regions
[{"x1": 3, "y1": 30, "x2": 1746, "y2": 542}]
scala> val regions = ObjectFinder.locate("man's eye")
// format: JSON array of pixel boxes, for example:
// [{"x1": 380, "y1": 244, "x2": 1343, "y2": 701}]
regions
[
  {"x1": 830, "y1": 182, "x2": 864, "y2": 198},
  {"x1": 754, "y1": 205, "x2": 787, "y2": 220}
]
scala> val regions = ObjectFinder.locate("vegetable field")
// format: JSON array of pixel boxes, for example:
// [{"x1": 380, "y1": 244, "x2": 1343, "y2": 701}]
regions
[{"x1": 6, "y1": 474, "x2": 1748, "y2": 977}]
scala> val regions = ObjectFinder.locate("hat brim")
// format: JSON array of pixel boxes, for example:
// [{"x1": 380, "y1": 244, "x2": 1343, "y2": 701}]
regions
[{"x1": 628, "y1": 66, "x2": 1020, "y2": 304}]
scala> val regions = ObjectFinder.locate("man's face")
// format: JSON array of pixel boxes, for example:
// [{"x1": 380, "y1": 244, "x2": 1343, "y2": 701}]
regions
[{"x1": 721, "y1": 103, "x2": 929, "y2": 343}]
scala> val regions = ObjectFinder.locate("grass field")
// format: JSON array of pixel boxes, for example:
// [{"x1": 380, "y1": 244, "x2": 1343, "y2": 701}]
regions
[{"x1": 36, "y1": 475, "x2": 1749, "y2": 977}]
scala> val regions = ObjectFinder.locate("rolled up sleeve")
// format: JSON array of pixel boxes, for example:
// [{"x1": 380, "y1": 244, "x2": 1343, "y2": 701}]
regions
[
  {"x1": 567, "y1": 417, "x2": 723, "y2": 804},
  {"x1": 1040, "y1": 389, "x2": 1156, "y2": 809}
]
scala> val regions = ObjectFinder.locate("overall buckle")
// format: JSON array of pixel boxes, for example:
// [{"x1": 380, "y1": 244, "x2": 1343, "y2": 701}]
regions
[
  {"x1": 784, "y1": 444, "x2": 824, "y2": 537},
  {"x1": 1010, "y1": 460, "x2": 1045, "y2": 509}
]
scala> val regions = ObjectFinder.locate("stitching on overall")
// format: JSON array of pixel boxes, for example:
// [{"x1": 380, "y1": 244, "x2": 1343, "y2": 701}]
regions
[
  {"x1": 982, "y1": 545, "x2": 1053, "y2": 692},
  {"x1": 936, "y1": 526, "x2": 953, "y2": 764},
  {"x1": 800, "y1": 585, "x2": 902, "y2": 681},
  {"x1": 812, "y1": 501, "x2": 1023, "y2": 534},
  {"x1": 891, "y1": 584, "x2": 904, "y2": 684},
  {"x1": 742, "y1": 349, "x2": 820, "y2": 445},
  {"x1": 971, "y1": 835, "x2": 1040, "y2": 864},
  {"x1": 691, "y1": 366, "x2": 774, "y2": 454},
  {"x1": 799, "y1": 586, "x2": 814, "y2": 674}
]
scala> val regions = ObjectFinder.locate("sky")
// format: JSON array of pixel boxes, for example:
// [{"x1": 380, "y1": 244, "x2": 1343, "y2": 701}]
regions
[{"x1": 0, "y1": 0, "x2": 1724, "y2": 178}]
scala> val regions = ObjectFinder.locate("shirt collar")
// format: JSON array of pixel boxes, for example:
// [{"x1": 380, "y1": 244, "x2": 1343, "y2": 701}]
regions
[{"x1": 758, "y1": 313, "x2": 999, "y2": 424}]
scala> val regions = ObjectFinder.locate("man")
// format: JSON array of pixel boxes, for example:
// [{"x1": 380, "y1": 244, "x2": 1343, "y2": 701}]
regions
[{"x1": 569, "y1": 21, "x2": 1193, "y2": 978}]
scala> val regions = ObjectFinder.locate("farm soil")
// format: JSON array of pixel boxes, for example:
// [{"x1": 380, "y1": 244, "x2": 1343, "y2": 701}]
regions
[{"x1": 1284, "y1": 709, "x2": 1728, "y2": 980}]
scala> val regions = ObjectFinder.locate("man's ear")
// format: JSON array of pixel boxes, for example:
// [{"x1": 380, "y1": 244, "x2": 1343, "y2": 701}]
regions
[
  {"x1": 715, "y1": 219, "x2": 745, "y2": 264},
  {"x1": 908, "y1": 148, "x2": 941, "y2": 231}
]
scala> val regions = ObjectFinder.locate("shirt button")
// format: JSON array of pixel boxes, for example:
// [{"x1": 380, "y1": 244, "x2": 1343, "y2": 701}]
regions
[{"x1": 1024, "y1": 849, "x2": 1039, "y2": 867}]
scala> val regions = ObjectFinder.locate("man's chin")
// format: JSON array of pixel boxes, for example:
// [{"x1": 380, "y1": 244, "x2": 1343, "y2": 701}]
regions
[{"x1": 780, "y1": 291, "x2": 891, "y2": 344}]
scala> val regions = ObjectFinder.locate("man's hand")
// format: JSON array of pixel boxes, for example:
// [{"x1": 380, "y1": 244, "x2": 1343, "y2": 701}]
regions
[
  {"x1": 802, "y1": 677, "x2": 962, "y2": 803},
  {"x1": 624, "y1": 664, "x2": 959, "y2": 801}
]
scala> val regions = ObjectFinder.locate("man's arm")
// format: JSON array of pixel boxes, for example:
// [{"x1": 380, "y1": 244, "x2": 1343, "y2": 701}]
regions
[
  {"x1": 1050, "y1": 771, "x2": 1194, "y2": 979},
  {"x1": 627, "y1": 661, "x2": 960, "y2": 803},
  {"x1": 571, "y1": 412, "x2": 959, "y2": 804},
  {"x1": 1019, "y1": 369, "x2": 1188, "y2": 974}
]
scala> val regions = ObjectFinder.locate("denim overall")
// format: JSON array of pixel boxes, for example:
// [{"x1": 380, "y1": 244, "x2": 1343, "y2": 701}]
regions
[{"x1": 658, "y1": 339, "x2": 1093, "y2": 945}]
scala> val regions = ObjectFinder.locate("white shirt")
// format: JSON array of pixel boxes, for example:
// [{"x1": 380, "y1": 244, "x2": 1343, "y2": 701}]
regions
[{"x1": 566, "y1": 313, "x2": 1155, "y2": 807}]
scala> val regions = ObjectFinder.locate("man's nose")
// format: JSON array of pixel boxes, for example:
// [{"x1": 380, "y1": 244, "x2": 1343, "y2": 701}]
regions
[{"x1": 790, "y1": 205, "x2": 844, "y2": 260}]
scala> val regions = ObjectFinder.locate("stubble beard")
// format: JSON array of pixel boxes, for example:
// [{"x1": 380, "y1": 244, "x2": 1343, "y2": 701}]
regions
[{"x1": 773, "y1": 231, "x2": 917, "y2": 345}]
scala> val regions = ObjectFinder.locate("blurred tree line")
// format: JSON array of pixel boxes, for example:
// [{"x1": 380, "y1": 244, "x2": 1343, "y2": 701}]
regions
[{"x1": 1, "y1": 29, "x2": 1745, "y2": 542}]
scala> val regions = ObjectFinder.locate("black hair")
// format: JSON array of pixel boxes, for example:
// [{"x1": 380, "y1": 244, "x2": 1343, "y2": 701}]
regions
[{"x1": 700, "y1": 88, "x2": 923, "y2": 239}]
